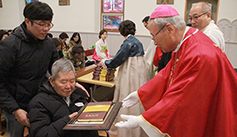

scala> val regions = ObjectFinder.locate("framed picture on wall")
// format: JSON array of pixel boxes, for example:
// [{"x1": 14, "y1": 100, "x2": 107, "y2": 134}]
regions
[
  {"x1": 102, "y1": 14, "x2": 123, "y2": 32},
  {"x1": 59, "y1": 0, "x2": 70, "y2": 6},
  {"x1": 102, "y1": 0, "x2": 124, "y2": 13},
  {"x1": 101, "y1": 0, "x2": 124, "y2": 32},
  {"x1": 0, "y1": 0, "x2": 2, "y2": 8},
  {"x1": 185, "y1": 0, "x2": 219, "y2": 24},
  {"x1": 25, "y1": 0, "x2": 39, "y2": 5},
  {"x1": 157, "y1": 0, "x2": 174, "y2": 4}
]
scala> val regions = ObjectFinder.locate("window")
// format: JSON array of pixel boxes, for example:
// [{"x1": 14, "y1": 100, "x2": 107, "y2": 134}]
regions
[{"x1": 101, "y1": 0, "x2": 124, "y2": 32}]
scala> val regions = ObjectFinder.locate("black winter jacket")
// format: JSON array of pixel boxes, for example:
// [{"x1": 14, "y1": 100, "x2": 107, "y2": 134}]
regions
[
  {"x1": 28, "y1": 81, "x2": 99, "y2": 137},
  {"x1": 0, "y1": 22, "x2": 58, "y2": 113}
]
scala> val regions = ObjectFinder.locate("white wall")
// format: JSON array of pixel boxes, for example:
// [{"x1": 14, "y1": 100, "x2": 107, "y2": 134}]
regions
[
  {"x1": 43, "y1": 0, "x2": 97, "y2": 32},
  {"x1": 218, "y1": 0, "x2": 237, "y2": 22},
  {"x1": 0, "y1": 0, "x2": 23, "y2": 29},
  {"x1": 0, "y1": 0, "x2": 236, "y2": 67},
  {"x1": 1, "y1": 0, "x2": 237, "y2": 35}
]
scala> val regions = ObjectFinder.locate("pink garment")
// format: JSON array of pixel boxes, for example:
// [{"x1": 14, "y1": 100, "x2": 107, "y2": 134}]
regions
[{"x1": 92, "y1": 49, "x2": 111, "y2": 60}]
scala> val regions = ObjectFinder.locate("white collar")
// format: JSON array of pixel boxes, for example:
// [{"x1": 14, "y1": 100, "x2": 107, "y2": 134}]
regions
[{"x1": 173, "y1": 26, "x2": 198, "y2": 53}]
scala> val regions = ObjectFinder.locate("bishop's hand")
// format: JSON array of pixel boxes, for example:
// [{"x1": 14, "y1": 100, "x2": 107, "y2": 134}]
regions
[
  {"x1": 115, "y1": 114, "x2": 140, "y2": 129},
  {"x1": 122, "y1": 91, "x2": 139, "y2": 108}
]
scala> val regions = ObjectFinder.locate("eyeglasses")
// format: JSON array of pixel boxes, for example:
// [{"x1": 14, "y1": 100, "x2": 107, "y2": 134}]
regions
[
  {"x1": 189, "y1": 12, "x2": 208, "y2": 21},
  {"x1": 151, "y1": 24, "x2": 166, "y2": 40},
  {"x1": 31, "y1": 20, "x2": 54, "y2": 29}
]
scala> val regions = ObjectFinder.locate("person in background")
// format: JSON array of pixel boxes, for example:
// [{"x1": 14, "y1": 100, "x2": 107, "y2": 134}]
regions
[
  {"x1": 0, "y1": 30, "x2": 9, "y2": 40},
  {"x1": 7, "y1": 30, "x2": 12, "y2": 35},
  {"x1": 69, "y1": 32, "x2": 82, "y2": 48},
  {"x1": 0, "y1": 2, "x2": 58, "y2": 137},
  {"x1": 52, "y1": 38, "x2": 64, "y2": 58},
  {"x1": 0, "y1": 29, "x2": 8, "y2": 136},
  {"x1": 189, "y1": 2, "x2": 225, "y2": 52},
  {"x1": 59, "y1": 32, "x2": 69, "y2": 53},
  {"x1": 92, "y1": 29, "x2": 111, "y2": 61},
  {"x1": 156, "y1": 47, "x2": 172, "y2": 72},
  {"x1": 98, "y1": 20, "x2": 149, "y2": 137},
  {"x1": 68, "y1": 32, "x2": 88, "y2": 62},
  {"x1": 47, "y1": 32, "x2": 53, "y2": 38},
  {"x1": 143, "y1": 16, "x2": 172, "y2": 75},
  {"x1": 65, "y1": 45, "x2": 85, "y2": 71},
  {"x1": 142, "y1": 16, "x2": 157, "y2": 79},
  {"x1": 28, "y1": 58, "x2": 99, "y2": 137},
  {"x1": 115, "y1": 5, "x2": 237, "y2": 137}
]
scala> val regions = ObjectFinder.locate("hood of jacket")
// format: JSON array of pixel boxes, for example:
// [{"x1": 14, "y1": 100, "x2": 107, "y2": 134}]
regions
[{"x1": 39, "y1": 80, "x2": 59, "y2": 97}]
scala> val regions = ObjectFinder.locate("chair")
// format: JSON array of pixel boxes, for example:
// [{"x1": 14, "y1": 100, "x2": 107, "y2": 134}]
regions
[{"x1": 84, "y1": 48, "x2": 95, "y2": 57}]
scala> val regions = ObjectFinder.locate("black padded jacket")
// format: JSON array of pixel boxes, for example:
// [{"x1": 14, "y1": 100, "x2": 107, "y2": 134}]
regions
[
  {"x1": 28, "y1": 81, "x2": 99, "y2": 137},
  {"x1": 0, "y1": 22, "x2": 58, "y2": 113}
]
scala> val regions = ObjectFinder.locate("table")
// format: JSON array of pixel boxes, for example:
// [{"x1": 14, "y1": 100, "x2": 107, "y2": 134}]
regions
[
  {"x1": 77, "y1": 72, "x2": 116, "y2": 88},
  {"x1": 77, "y1": 68, "x2": 118, "y2": 102}
]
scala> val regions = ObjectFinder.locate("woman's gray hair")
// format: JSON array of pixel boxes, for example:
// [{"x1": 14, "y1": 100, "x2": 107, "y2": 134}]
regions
[
  {"x1": 152, "y1": 15, "x2": 186, "y2": 30},
  {"x1": 51, "y1": 58, "x2": 75, "y2": 80}
]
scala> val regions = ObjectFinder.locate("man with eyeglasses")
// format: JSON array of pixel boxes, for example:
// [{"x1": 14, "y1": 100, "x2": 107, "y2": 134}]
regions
[
  {"x1": 114, "y1": 5, "x2": 237, "y2": 137},
  {"x1": 0, "y1": 2, "x2": 58, "y2": 137},
  {"x1": 189, "y1": 2, "x2": 225, "y2": 52}
]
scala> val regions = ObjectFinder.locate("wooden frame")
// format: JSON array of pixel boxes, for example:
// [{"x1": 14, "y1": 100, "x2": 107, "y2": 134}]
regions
[
  {"x1": 102, "y1": 14, "x2": 123, "y2": 32},
  {"x1": 59, "y1": 0, "x2": 70, "y2": 6},
  {"x1": 63, "y1": 102, "x2": 122, "y2": 130},
  {"x1": 0, "y1": 0, "x2": 2, "y2": 8},
  {"x1": 101, "y1": 0, "x2": 124, "y2": 32},
  {"x1": 102, "y1": 0, "x2": 124, "y2": 13},
  {"x1": 157, "y1": 0, "x2": 174, "y2": 5},
  {"x1": 184, "y1": 0, "x2": 219, "y2": 24}
]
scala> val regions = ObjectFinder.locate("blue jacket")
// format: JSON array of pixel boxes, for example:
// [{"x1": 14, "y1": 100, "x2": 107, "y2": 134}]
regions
[{"x1": 105, "y1": 35, "x2": 144, "y2": 68}]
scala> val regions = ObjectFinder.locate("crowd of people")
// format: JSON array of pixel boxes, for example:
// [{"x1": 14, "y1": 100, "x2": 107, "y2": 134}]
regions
[{"x1": 0, "y1": 1, "x2": 236, "y2": 137}]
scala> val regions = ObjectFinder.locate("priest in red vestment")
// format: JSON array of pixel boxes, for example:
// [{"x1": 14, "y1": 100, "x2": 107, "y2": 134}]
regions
[{"x1": 115, "y1": 5, "x2": 237, "y2": 137}]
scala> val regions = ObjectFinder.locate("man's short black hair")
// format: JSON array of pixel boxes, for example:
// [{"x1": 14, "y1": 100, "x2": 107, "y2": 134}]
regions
[
  {"x1": 142, "y1": 16, "x2": 150, "y2": 23},
  {"x1": 23, "y1": 1, "x2": 53, "y2": 21}
]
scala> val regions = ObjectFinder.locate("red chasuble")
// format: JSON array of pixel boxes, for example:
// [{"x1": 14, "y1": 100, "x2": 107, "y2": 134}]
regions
[{"x1": 138, "y1": 27, "x2": 237, "y2": 137}]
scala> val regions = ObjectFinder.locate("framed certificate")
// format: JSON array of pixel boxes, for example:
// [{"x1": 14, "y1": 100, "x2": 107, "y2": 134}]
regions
[{"x1": 63, "y1": 102, "x2": 122, "y2": 130}]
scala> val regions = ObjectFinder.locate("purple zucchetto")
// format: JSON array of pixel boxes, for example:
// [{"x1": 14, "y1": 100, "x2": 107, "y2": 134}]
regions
[{"x1": 150, "y1": 5, "x2": 179, "y2": 19}]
